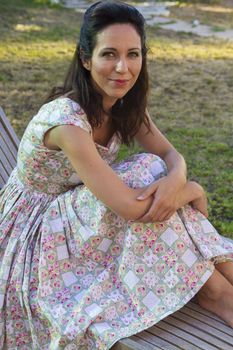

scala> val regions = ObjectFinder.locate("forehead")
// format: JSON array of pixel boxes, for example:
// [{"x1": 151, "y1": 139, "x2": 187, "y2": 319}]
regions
[{"x1": 94, "y1": 23, "x2": 141, "y2": 50}]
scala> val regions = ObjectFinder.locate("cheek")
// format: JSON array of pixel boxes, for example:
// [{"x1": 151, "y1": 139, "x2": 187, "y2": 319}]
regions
[
  {"x1": 132, "y1": 66, "x2": 142, "y2": 81},
  {"x1": 92, "y1": 62, "x2": 111, "y2": 78},
  {"x1": 132, "y1": 59, "x2": 142, "y2": 76}
]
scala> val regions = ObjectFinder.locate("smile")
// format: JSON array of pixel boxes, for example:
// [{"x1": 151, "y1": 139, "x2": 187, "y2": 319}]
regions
[{"x1": 109, "y1": 79, "x2": 130, "y2": 86}]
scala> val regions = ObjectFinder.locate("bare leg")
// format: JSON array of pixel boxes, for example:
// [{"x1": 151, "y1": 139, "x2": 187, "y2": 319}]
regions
[
  {"x1": 215, "y1": 261, "x2": 233, "y2": 285},
  {"x1": 197, "y1": 269, "x2": 233, "y2": 327}
]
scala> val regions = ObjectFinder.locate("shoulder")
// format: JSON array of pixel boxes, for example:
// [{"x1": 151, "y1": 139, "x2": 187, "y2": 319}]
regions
[{"x1": 35, "y1": 97, "x2": 92, "y2": 134}]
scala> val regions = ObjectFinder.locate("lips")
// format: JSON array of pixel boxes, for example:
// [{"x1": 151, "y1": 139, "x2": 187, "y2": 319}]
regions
[
  {"x1": 110, "y1": 79, "x2": 130, "y2": 86},
  {"x1": 115, "y1": 79, "x2": 129, "y2": 83}
]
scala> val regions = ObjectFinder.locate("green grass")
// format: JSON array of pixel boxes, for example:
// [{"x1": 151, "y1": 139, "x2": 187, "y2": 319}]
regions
[{"x1": 0, "y1": 0, "x2": 232, "y2": 237}]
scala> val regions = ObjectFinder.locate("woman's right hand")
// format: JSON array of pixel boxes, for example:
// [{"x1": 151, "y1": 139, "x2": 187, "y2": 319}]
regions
[{"x1": 136, "y1": 180, "x2": 208, "y2": 223}]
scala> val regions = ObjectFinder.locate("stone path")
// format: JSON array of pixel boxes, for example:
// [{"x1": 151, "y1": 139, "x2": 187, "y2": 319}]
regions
[{"x1": 60, "y1": 0, "x2": 233, "y2": 41}]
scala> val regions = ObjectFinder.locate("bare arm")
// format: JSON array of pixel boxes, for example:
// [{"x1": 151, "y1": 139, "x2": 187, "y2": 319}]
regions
[
  {"x1": 46, "y1": 125, "x2": 153, "y2": 220},
  {"x1": 134, "y1": 112, "x2": 208, "y2": 221},
  {"x1": 135, "y1": 112, "x2": 187, "y2": 186}
]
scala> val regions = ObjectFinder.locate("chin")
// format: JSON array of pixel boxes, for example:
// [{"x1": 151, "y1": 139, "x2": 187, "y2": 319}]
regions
[{"x1": 110, "y1": 90, "x2": 130, "y2": 99}]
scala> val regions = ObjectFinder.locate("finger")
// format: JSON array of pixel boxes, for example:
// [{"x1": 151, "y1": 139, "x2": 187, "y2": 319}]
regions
[
  {"x1": 154, "y1": 209, "x2": 173, "y2": 222},
  {"x1": 158, "y1": 210, "x2": 175, "y2": 221},
  {"x1": 142, "y1": 199, "x2": 161, "y2": 221},
  {"x1": 140, "y1": 208, "x2": 175, "y2": 223},
  {"x1": 137, "y1": 181, "x2": 160, "y2": 200},
  {"x1": 142, "y1": 206, "x2": 168, "y2": 223},
  {"x1": 192, "y1": 204, "x2": 208, "y2": 218},
  {"x1": 134, "y1": 214, "x2": 152, "y2": 223},
  {"x1": 151, "y1": 201, "x2": 169, "y2": 221},
  {"x1": 200, "y1": 208, "x2": 208, "y2": 218}
]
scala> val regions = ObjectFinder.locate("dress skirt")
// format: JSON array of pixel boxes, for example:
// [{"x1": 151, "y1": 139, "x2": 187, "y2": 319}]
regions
[{"x1": 1, "y1": 152, "x2": 233, "y2": 349}]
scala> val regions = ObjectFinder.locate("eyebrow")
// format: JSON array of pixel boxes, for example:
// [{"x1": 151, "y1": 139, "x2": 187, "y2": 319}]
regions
[{"x1": 101, "y1": 47, "x2": 141, "y2": 51}]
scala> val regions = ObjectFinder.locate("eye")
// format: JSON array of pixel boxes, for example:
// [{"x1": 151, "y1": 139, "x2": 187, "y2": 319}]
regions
[
  {"x1": 129, "y1": 51, "x2": 140, "y2": 58},
  {"x1": 102, "y1": 51, "x2": 115, "y2": 58}
]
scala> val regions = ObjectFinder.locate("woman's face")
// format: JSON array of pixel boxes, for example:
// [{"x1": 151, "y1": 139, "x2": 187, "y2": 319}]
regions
[{"x1": 83, "y1": 23, "x2": 142, "y2": 110}]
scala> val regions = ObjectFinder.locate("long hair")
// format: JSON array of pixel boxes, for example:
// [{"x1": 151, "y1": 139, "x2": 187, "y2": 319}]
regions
[{"x1": 45, "y1": 0, "x2": 151, "y2": 145}]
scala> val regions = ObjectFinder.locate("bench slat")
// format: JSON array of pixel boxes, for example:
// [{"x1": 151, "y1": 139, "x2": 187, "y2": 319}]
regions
[
  {"x1": 0, "y1": 147, "x2": 12, "y2": 184},
  {"x1": 147, "y1": 324, "x2": 211, "y2": 350},
  {"x1": 112, "y1": 335, "x2": 159, "y2": 350},
  {"x1": 172, "y1": 311, "x2": 233, "y2": 349},
  {"x1": 0, "y1": 137, "x2": 16, "y2": 175},
  {"x1": 132, "y1": 335, "x2": 162, "y2": 350},
  {"x1": 181, "y1": 305, "x2": 233, "y2": 335},
  {"x1": 0, "y1": 172, "x2": 6, "y2": 189},
  {"x1": 0, "y1": 106, "x2": 19, "y2": 153},
  {"x1": 157, "y1": 318, "x2": 217, "y2": 350},
  {"x1": 0, "y1": 107, "x2": 19, "y2": 188},
  {"x1": 186, "y1": 299, "x2": 229, "y2": 324},
  {"x1": 135, "y1": 330, "x2": 182, "y2": 350}
]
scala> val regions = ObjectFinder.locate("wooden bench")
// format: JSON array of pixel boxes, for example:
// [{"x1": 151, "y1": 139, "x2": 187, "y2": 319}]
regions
[
  {"x1": 1, "y1": 107, "x2": 233, "y2": 349},
  {"x1": 112, "y1": 299, "x2": 233, "y2": 350},
  {"x1": 0, "y1": 106, "x2": 19, "y2": 189}
]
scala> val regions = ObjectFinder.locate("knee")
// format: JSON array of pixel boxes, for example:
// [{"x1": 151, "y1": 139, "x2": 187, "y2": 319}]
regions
[
  {"x1": 137, "y1": 153, "x2": 168, "y2": 179},
  {"x1": 150, "y1": 156, "x2": 167, "y2": 179}
]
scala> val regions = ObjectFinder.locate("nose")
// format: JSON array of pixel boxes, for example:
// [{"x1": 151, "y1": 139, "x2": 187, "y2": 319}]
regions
[{"x1": 115, "y1": 57, "x2": 128, "y2": 73}]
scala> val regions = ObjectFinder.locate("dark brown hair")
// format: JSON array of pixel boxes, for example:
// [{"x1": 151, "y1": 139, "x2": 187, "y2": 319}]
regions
[{"x1": 46, "y1": 0, "x2": 151, "y2": 145}]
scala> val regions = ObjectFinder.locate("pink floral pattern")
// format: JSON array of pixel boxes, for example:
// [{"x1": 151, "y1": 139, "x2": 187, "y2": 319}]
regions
[{"x1": 0, "y1": 97, "x2": 233, "y2": 350}]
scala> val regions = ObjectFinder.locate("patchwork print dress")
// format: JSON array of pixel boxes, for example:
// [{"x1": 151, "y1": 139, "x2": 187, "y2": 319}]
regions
[{"x1": 0, "y1": 97, "x2": 233, "y2": 350}]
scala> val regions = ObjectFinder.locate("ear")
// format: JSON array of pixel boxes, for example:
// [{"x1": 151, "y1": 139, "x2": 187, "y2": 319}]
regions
[
  {"x1": 82, "y1": 59, "x2": 91, "y2": 71},
  {"x1": 79, "y1": 47, "x2": 91, "y2": 70}
]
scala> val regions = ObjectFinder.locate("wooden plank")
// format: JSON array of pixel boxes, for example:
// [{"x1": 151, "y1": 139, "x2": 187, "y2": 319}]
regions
[
  {"x1": 149, "y1": 322, "x2": 217, "y2": 350},
  {"x1": 0, "y1": 148, "x2": 11, "y2": 184},
  {"x1": 172, "y1": 311, "x2": 233, "y2": 349},
  {"x1": 181, "y1": 304, "x2": 233, "y2": 336},
  {"x1": 0, "y1": 106, "x2": 19, "y2": 187},
  {"x1": 187, "y1": 301, "x2": 226, "y2": 324},
  {"x1": 163, "y1": 315, "x2": 227, "y2": 350},
  {"x1": 111, "y1": 335, "x2": 160, "y2": 350},
  {"x1": 133, "y1": 335, "x2": 162, "y2": 350},
  {"x1": 136, "y1": 330, "x2": 182, "y2": 350},
  {"x1": 0, "y1": 134, "x2": 17, "y2": 167},
  {"x1": 0, "y1": 172, "x2": 5, "y2": 189},
  {"x1": 156, "y1": 318, "x2": 218, "y2": 350},
  {"x1": 0, "y1": 106, "x2": 19, "y2": 152},
  {"x1": 0, "y1": 137, "x2": 16, "y2": 176}
]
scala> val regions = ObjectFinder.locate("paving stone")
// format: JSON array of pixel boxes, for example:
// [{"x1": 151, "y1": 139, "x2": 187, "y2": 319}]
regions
[{"x1": 61, "y1": 0, "x2": 233, "y2": 41}]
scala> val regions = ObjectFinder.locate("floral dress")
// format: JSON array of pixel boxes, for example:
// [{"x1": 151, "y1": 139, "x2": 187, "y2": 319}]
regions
[{"x1": 0, "y1": 97, "x2": 233, "y2": 350}]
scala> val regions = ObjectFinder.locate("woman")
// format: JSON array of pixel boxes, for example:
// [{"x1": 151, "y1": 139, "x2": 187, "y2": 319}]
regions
[{"x1": 0, "y1": 1, "x2": 233, "y2": 349}]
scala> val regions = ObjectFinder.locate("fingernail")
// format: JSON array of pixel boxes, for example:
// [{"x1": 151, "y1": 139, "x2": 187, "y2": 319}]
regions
[{"x1": 137, "y1": 196, "x2": 144, "y2": 200}]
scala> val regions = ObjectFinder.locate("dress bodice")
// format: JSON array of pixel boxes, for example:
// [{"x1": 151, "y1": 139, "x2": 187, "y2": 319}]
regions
[{"x1": 16, "y1": 98, "x2": 121, "y2": 194}]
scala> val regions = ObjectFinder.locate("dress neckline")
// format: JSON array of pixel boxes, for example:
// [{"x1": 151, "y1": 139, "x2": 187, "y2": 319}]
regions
[
  {"x1": 95, "y1": 133, "x2": 117, "y2": 150},
  {"x1": 62, "y1": 97, "x2": 118, "y2": 150}
]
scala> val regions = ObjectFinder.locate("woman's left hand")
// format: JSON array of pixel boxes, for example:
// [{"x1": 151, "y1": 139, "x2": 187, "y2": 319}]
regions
[{"x1": 136, "y1": 176, "x2": 184, "y2": 223}]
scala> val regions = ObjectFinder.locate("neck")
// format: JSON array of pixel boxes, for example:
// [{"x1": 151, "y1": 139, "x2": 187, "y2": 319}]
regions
[{"x1": 103, "y1": 97, "x2": 117, "y2": 115}]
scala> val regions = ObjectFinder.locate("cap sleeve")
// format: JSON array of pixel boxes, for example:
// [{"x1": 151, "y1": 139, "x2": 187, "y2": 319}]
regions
[
  {"x1": 40, "y1": 97, "x2": 91, "y2": 132},
  {"x1": 28, "y1": 97, "x2": 92, "y2": 149}
]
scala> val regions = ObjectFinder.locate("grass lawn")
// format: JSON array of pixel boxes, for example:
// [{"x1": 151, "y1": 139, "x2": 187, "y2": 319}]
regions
[{"x1": 0, "y1": 0, "x2": 232, "y2": 236}]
